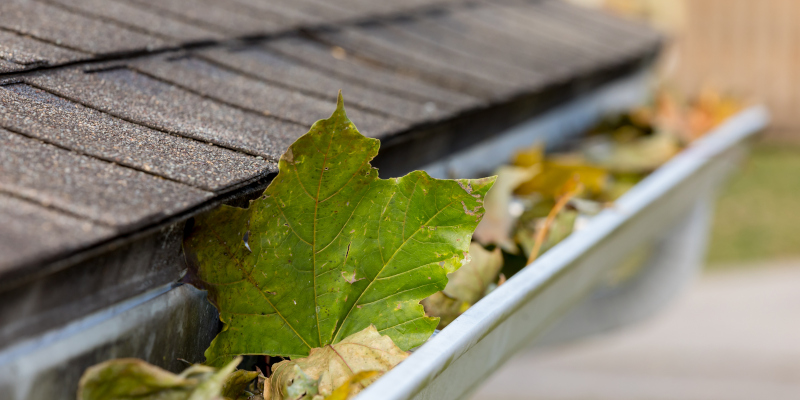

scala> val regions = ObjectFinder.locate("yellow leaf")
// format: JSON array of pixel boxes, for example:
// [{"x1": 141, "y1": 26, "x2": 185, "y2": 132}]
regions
[
  {"x1": 511, "y1": 143, "x2": 544, "y2": 167},
  {"x1": 516, "y1": 161, "x2": 607, "y2": 198},
  {"x1": 324, "y1": 371, "x2": 380, "y2": 400}
]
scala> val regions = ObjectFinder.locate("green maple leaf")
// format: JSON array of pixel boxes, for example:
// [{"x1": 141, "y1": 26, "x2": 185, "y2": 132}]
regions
[{"x1": 184, "y1": 93, "x2": 495, "y2": 366}]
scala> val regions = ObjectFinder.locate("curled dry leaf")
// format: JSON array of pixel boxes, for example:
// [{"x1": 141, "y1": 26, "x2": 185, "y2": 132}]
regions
[
  {"x1": 422, "y1": 242, "x2": 504, "y2": 328},
  {"x1": 473, "y1": 165, "x2": 540, "y2": 252},
  {"x1": 267, "y1": 326, "x2": 407, "y2": 400},
  {"x1": 420, "y1": 291, "x2": 463, "y2": 329},
  {"x1": 442, "y1": 242, "x2": 504, "y2": 305},
  {"x1": 183, "y1": 93, "x2": 494, "y2": 366},
  {"x1": 77, "y1": 357, "x2": 243, "y2": 400},
  {"x1": 585, "y1": 132, "x2": 681, "y2": 174}
]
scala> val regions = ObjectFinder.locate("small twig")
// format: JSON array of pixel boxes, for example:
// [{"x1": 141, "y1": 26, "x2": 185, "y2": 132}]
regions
[{"x1": 526, "y1": 178, "x2": 582, "y2": 265}]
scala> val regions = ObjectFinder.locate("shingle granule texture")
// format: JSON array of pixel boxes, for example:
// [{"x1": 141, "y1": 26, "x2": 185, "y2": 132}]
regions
[
  {"x1": 48, "y1": 0, "x2": 226, "y2": 42},
  {"x1": 128, "y1": 0, "x2": 288, "y2": 36},
  {"x1": 316, "y1": 27, "x2": 513, "y2": 99},
  {"x1": 0, "y1": 1, "x2": 164, "y2": 55},
  {"x1": 226, "y1": 0, "x2": 344, "y2": 25},
  {"x1": 28, "y1": 67, "x2": 307, "y2": 159},
  {"x1": 0, "y1": 193, "x2": 114, "y2": 273},
  {"x1": 0, "y1": 128, "x2": 211, "y2": 228},
  {"x1": 263, "y1": 36, "x2": 481, "y2": 110},
  {"x1": 0, "y1": 29, "x2": 88, "y2": 68},
  {"x1": 133, "y1": 55, "x2": 408, "y2": 137},
  {"x1": 0, "y1": 59, "x2": 24, "y2": 74},
  {"x1": 0, "y1": 83, "x2": 273, "y2": 191},
  {"x1": 198, "y1": 47, "x2": 448, "y2": 123}
]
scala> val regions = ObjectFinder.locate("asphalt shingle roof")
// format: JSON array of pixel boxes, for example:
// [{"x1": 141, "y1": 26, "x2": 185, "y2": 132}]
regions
[{"x1": 0, "y1": 0, "x2": 660, "y2": 345}]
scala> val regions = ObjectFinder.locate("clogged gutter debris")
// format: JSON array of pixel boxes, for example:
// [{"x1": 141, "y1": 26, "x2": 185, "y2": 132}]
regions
[
  {"x1": 423, "y1": 87, "x2": 743, "y2": 329},
  {"x1": 77, "y1": 88, "x2": 741, "y2": 400}
]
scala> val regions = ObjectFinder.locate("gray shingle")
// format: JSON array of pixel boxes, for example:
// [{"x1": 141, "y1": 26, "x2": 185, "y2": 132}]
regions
[
  {"x1": 128, "y1": 0, "x2": 288, "y2": 36},
  {"x1": 0, "y1": 83, "x2": 273, "y2": 191},
  {"x1": 431, "y1": 5, "x2": 611, "y2": 82},
  {"x1": 350, "y1": 23, "x2": 544, "y2": 86},
  {"x1": 476, "y1": 2, "x2": 628, "y2": 61},
  {"x1": 0, "y1": 59, "x2": 25, "y2": 74},
  {"x1": 0, "y1": 128, "x2": 211, "y2": 227},
  {"x1": 28, "y1": 67, "x2": 306, "y2": 160},
  {"x1": 228, "y1": 0, "x2": 354, "y2": 24},
  {"x1": 537, "y1": 0, "x2": 659, "y2": 56},
  {"x1": 0, "y1": 193, "x2": 114, "y2": 273},
  {"x1": 317, "y1": 27, "x2": 512, "y2": 99},
  {"x1": 393, "y1": 8, "x2": 587, "y2": 78},
  {"x1": 263, "y1": 36, "x2": 482, "y2": 110},
  {"x1": 0, "y1": 29, "x2": 88, "y2": 67},
  {"x1": 198, "y1": 47, "x2": 448, "y2": 123},
  {"x1": 0, "y1": 1, "x2": 165, "y2": 55},
  {"x1": 47, "y1": 0, "x2": 226, "y2": 42},
  {"x1": 133, "y1": 55, "x2": 408, "y2": 137}
]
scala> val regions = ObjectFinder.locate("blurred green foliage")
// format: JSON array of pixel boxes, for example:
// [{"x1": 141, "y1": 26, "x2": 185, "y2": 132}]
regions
[{"x1": 707, "y1": 141, "x2": 800, "y2": 266}]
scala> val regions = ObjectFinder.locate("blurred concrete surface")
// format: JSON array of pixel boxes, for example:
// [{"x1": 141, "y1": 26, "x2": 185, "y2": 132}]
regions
[{"x1": 470, "y1": 260, "x2": 800, "y2": 400}]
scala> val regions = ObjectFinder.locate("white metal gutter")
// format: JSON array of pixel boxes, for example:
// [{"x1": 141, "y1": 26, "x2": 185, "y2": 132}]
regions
[{"x1": 357, "y1": 106, "x2": 769, "y2": 400}]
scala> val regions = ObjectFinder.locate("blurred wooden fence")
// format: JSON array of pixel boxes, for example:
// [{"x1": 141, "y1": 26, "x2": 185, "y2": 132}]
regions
[
  {"x1": 569, "y1": 0, "x2": 800, "y2": 135},
  {"x1": 674, "y1": 0, "x2": 800, "y2": 133}
]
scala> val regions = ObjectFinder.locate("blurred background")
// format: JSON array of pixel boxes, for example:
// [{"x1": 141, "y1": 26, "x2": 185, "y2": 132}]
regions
[{"x1": 471, "y1": 0, "x2": 800, "y2": 399}]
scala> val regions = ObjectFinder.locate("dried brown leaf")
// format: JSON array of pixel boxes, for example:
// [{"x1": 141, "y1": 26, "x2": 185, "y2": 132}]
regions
[{"x1": 267, "y1": 326, "x2": 407, "y2": 400}]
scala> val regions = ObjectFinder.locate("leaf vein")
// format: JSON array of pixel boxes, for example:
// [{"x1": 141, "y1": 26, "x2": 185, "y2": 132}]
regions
[{"x1": 331, "y1": 198, "x2": 458, "y2": 342}]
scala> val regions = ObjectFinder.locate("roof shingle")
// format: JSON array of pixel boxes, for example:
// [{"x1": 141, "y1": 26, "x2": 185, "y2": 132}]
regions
[
  {"x1": 0, "y1": 83, "x2": 271, "y2": 191},
  {"x1": 0, "y1": 0, "x2": 661, "y2": 291},
  {"x1": 0, "y1": 128, "x2": 211, "y2": 227}
]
